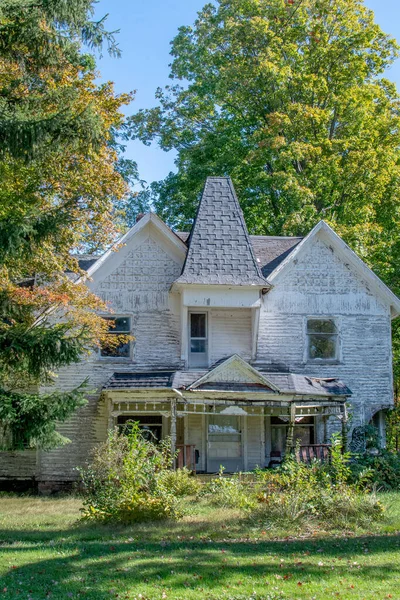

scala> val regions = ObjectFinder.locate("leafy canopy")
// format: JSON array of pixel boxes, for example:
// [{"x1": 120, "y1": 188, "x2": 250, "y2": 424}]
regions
[
  {"x1": 129, "y1": 0, "x2": 400, "y2": 385},
  {"x1": 131, "y1": 0, "x2": 400, "y2": 234},
  {"x1": 0, "y1": 0, "x2": 133, "y2": 450}
]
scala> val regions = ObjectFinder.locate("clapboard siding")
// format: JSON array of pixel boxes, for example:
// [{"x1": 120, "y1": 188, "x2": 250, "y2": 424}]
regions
[
  {"x1": 36, "y1": 230, "x2": 185, "y2": 482},
  {"x1": 210, "y1": 309, "x2": 252, "y2": 364},
  {"x1": 258, "y1": 233, "x2": 393, "y2": 428},
  {"x1": 0, "y1": 451, "x2": 37, "y2": 480}
]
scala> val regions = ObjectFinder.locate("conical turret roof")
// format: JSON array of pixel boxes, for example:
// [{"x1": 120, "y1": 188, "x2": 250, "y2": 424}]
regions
[{"x1": 175, "y1": 177, "x2": 269, "y2": 286}]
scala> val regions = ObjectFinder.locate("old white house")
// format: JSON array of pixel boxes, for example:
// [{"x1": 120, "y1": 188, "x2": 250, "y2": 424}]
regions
[{"x1": 2, "y1": 177, "x2": 400, "y2": 490}]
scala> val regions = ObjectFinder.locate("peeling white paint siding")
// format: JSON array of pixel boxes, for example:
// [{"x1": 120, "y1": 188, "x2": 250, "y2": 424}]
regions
[
  {"x1": 209, "y1": 309, "x2": 252, "y2": 364},
  {"x1": 258, "y1": 234, "x2": 393, "y2": 428},
  {"x1": 37, "y1": 233, "x2": 185, "y2": 481}
]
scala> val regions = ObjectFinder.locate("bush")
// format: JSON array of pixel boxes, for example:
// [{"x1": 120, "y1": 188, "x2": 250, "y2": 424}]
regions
[
  {"x1": 350, "y1": 449, "x2": 400, "y2": 490},
  {"x1": 157, "y1": 467, "x2": 201, "y2": 497},
  {"x1": 200, "y1": 468, "x2": 257, "y2": 510},
  {"x1": 79, "y1": 423, "x2": 184, "y2": 523},
  {"x1": 252, "y1": 436, "x2": 385, "y2": 530}
]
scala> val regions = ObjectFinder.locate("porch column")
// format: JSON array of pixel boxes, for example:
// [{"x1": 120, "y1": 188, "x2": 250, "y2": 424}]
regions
[
  {"x1": 170, "y1": 398, "x2": 177, "y2": 469},
  {"x1": 341, "y1": 403, "x2": 349, "y2": 453},
  {"x1": 285, "y1": 403, "x2": 296, "y2": 456}
]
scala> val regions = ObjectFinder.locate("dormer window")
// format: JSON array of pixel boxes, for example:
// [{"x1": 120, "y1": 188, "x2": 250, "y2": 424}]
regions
[
  {"x1": 189, "y1": 312, "x2": 208, "y2": 368},
  {"x1": 306, "y1": 318, "x2": 338, "y2": 361}
]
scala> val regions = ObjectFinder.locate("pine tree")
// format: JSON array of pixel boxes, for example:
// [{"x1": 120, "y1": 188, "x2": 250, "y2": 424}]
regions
[{"x1": 0, "y1": 0, "x2": 132, "y2": 449}]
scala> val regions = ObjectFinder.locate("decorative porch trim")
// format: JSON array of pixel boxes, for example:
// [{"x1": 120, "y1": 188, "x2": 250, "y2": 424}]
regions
[{"x1": 188, "y1": 354, "x2": 281, "y2": 392}]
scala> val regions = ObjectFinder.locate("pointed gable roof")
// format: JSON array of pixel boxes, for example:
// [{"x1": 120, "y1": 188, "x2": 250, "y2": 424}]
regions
[
  {"x1": 187, "y1": 355, "x2": 280, "y2": 392},
  {"x1": 174, "y1": 177, "x2": 269, "y2": 286}
]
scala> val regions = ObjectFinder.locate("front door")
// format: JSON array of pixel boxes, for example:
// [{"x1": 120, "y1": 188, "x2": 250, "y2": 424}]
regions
[{"x1": 207, "y1": 414, "x2": 243, "y2": 473}]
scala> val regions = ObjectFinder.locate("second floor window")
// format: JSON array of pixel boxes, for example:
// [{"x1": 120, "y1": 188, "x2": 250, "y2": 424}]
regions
[
  {"x1": 189, "y1": 312, "x2": 208, "y2": 368},
  {"x1": 306, "y1": 318, "x2": 338, "y2": 361},
  {"x1": 100, "y1": 317, "x2": 131, "y2": 358}
]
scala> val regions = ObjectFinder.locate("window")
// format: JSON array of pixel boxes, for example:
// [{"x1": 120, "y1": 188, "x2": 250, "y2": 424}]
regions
[
  {"x1": 100, "y1": 317, "x2": 131, "y2": 358},
  {"x1": 189, "y1": 312, "x2": 208, "y2": 367},
  {"x1": 270, "y1": 416, "x2": 315, "y2": 458},
  {"x1": 117, "y1": 415, "x2": 162, "y2": 442},
  {"x1": 306, "y1": 318, "x2": 338, "y2": 361}
]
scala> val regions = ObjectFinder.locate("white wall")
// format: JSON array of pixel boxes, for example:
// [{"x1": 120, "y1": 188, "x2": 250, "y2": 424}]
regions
[
  {"x1": 257, "y1": 232, "x2": 393, "y2": 428},
  {"x1": 209, "y1": 309, "x2": 252, "y2": 364}
]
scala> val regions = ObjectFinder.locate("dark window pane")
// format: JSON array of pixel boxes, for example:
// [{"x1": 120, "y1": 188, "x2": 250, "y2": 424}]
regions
[
  {"x1": 105, "y1": 317, "x2": 130, "y2": 333},
  {"x1": 100, "y1": 340, "x2": 130, "y2": 358},
  {"x1": 308, "y1": 334, "x2": 337, "y2": 359},
  {"x1": 101, "y1": 317, "x2": 131, "y2": 358},
  {"x1": 307, "y1": 319, "x2": 336, "y2": 334},
  {"x1": 191, "y1": 339, "x2": 206, "y2": 353},
  {"x1": 190, "y1": 313, "x2": 206, "y2": 338}
]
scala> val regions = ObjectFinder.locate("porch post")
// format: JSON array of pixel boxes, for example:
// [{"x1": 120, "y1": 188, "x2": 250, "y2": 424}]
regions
[
  {"x1": 285, "y1": 403, "x2": 296, "y2": 457},
  {"x1": 170, "y1": 398, "x2": 177, "y2": 469},
  {"x1": 341, "y1": 403, "x2": 349, "y2": 453}
]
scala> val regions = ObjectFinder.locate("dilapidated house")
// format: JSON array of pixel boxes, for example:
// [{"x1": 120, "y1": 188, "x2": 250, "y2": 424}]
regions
[{"x1": 2, "y1": 177, "x2": 400, "y2": 490}]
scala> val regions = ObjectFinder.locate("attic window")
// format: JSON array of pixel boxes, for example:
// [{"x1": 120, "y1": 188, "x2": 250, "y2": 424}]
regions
[
  {"x1": 306, "y1": 318, "x2": 338, "y2": 361},
  {"x1": 100, "y1": 317, "x2": 131, "y2": 358}
]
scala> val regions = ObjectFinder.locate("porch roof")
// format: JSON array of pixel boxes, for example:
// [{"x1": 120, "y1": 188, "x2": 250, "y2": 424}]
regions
[{"x1": 103, "y1": 366, "x2": 352, "y2": 398}]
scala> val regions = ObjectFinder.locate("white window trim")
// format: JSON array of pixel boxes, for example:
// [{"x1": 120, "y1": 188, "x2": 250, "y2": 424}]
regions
[
  {"x1": 98, "y1": 315, "x2": 133, "y2": 362},
  {"x1": 303, "y1": 315, "x2": 342, "y2": 365},
  {"x1": 188, "y1": 310, "x2": 209, "y2": 369}
]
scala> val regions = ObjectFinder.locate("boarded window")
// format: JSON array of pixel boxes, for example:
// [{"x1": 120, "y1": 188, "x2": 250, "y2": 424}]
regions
[{"x1": 307, "y1": 318, "x2": 338, "y2": 360}]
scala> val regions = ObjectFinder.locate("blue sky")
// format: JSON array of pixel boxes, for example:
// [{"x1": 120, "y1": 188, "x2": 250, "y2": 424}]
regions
[{"x1": 93, "y1": 0, "x2": 400, "y2": 186}]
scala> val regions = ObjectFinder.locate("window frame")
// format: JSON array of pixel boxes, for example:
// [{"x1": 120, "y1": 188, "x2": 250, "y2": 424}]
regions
[
  {"x1": 188, "y1": 311, "x2": 208, "y2": 368},
  {"x1": 304, "y1": 316, "x2": 341, "y2": 364},
  {"x1": 99, "y1": 315, "x2": 133, "y2": 361}
]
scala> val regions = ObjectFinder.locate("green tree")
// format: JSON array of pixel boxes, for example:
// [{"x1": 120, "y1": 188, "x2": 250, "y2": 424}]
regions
[
  {"x1": 130, "y1": 0, "x2": 400, "y2": 238},
  {"x1": 0, "y1": 0, "x2": 133, "y2": 450},
  {"x1": 129, "y1": 0, "x2": 400, "y2": 387}
]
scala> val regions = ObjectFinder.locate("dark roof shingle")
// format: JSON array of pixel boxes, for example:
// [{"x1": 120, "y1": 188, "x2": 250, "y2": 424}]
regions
[
  {"x1": 105, "y1": 371, "x2": 175, "y2": 390},
  {"x1": 175, "y1": 232, "x2": 303, "y2": 279},
  {"x1": 174, "y1": 177, "x2": 268, "y2": 286},
  {"x1": 103, "y1": 368, "x2": 351, "y2": 398}
]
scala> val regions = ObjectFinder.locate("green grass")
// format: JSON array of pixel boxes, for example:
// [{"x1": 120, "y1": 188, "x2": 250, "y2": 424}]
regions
[{"x1": 0, "y1": 493, "x2": 399, "y2": 599}]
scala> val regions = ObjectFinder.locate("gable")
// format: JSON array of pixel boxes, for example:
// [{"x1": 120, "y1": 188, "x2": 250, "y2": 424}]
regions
[
  {"x1": 85, "y1": 214, "x2": 186, "y2": 291},
  {"x1": 279, "y1": 235, "x2": 376, "y2": 297},
  {"x1": 267, "y1": 221, "x2": 400, "y2": 318},
  {"x1": 189, "y1": 355, "x2": 279, "y2": 392}
]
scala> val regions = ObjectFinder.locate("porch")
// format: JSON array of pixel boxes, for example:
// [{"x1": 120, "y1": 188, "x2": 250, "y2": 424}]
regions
[{"x1": 107, "y1": 397, "x2": 347, "y2": 473}]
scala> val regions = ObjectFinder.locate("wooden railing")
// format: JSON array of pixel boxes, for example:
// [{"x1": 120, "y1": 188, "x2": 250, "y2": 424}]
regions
[
  {"x1": 176, "y1": 444, "x2": 196, "y2": 472},
  {"x1": 298, "y1": 444, "x2": 331, "y2": 463}
]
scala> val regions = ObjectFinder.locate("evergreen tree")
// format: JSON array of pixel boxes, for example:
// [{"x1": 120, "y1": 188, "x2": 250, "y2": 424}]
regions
[{"x1": 0, "y1": 0, "x2": 133, "y2": 449}]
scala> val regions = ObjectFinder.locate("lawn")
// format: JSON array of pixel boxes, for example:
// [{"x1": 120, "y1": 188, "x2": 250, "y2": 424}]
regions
[{"x1": 0, "y1": 493, "x2": 399, "y2": 600}]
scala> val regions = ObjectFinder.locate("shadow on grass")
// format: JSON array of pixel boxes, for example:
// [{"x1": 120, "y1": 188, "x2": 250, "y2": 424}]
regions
[{"x1": 0, "y1": 526, "x2": 400, "y2": 599}]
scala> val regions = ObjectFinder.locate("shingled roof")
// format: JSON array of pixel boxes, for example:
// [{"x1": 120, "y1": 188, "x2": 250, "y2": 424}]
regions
[
  {"x1": 175, "y1": 232, "x2": 303, "y2": 279},
  {"x1": 102, "y1": 368, "x2": 351, "y2": 397},
  {"x1": 174, "y1": 177, "x2": 269, "y2": 286}
]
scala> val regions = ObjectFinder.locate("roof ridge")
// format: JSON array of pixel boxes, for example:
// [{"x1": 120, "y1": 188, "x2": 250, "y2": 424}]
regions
[{"x1": 226, "y1": 177, "x2": 264, "y2": 281}]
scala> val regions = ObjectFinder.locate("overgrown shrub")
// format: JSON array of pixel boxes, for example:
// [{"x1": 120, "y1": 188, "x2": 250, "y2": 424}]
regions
[
  {"x1": 157, "y1": 467, "x2": 201, "y2": 497},
  {"x1": 200, "y1": 468, "x2": 257, "y2": 510},
  {"x1": 350, "y1": 449, "x2": 400, "y2": 491},
  {"x1": 79, "y1": 423, "x2": 184, "y2": 523},
  {"x1": 253, "y1": 436, "x2": 384, "y2": 530}
]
